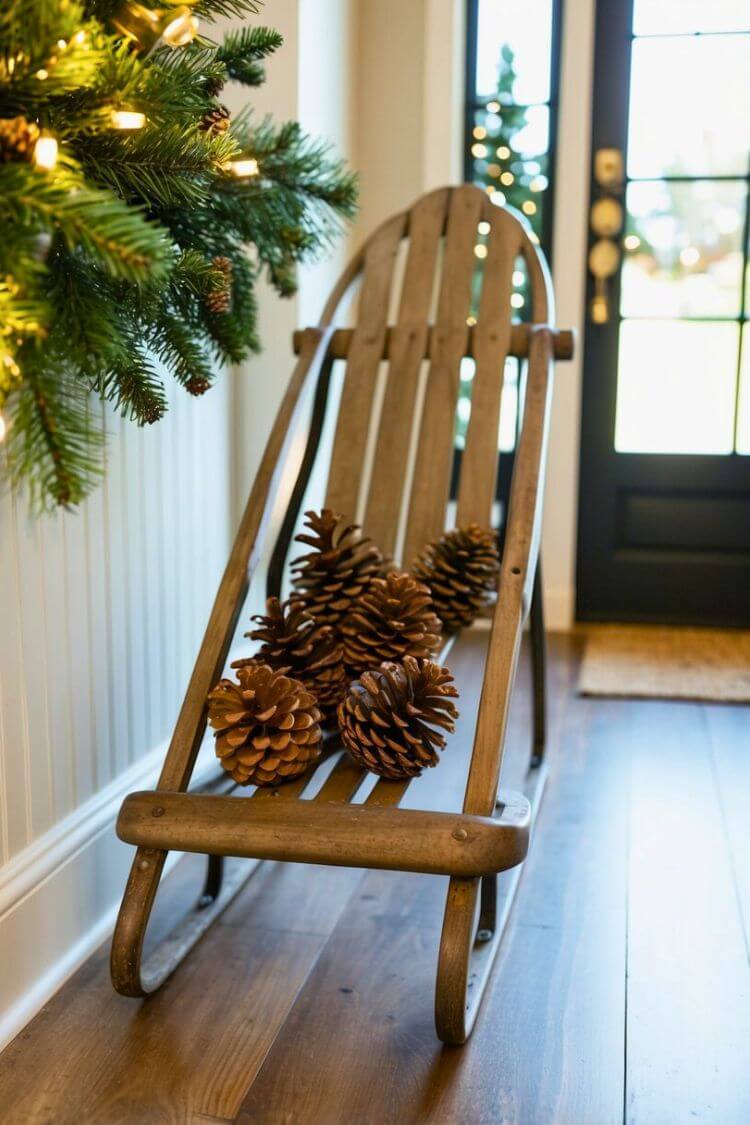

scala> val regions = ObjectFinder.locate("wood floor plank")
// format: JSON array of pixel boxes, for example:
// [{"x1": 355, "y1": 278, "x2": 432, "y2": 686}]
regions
[{"x1": 625, "y1": 701, "x2": 750, "y2": 1125}]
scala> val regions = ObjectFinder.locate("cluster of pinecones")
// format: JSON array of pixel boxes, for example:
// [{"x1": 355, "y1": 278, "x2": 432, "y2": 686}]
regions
[{"x1": 207, "y1": 509, "x2": 499, "y2": 787}]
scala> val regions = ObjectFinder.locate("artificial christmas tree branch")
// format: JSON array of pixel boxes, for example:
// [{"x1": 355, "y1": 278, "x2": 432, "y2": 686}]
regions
[{"x1": 0, "y1": 0, "x2": 357, "y2": 509}]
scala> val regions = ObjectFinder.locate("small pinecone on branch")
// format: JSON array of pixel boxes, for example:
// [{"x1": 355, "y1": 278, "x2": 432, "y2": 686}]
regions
[
  {"x1": 207, "y1": 663, "x2": 323, "y2": 786},
  {"x1": 412, "y1": 524, "x2": 500, "y2": 633},
  {"x1": 338, "y1": 657, "x2": 459, "y2": 780},
  {"x1": 232, "y1": 597, "x2": 347, "y2": 719},
  {"x1": 200, "y1": 104, "x2": 231, "y2": 135},
  {"x1": 341, "y1": 571, "x2": 442, "y2": 674},
  {"x1": 291, "y1": 509, "x2": 385, "y2": 631},
  {"x1": 205, "y1": 255, "x2": 233, "y2": 315},
  {"x1": 0, "y1": 116, "x2": 40, "y2": 162}
]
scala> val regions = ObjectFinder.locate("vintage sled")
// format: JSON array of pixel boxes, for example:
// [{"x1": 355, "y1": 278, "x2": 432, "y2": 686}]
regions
[{"x1": 112, "y1": 184, "x2": 574, "y2": 1044}]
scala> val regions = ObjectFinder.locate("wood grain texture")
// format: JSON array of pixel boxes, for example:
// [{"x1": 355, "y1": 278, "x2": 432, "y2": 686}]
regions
[
  {"x1": 363, "y1": 186, "x2": 449, "y2": 553},
  {"x1": 625, "y1": 702, "x2": 750, "y2": 1124},
  {"x1": 401, "y1": 185, "x2": 485, "y2": 567},
  {"x1": 456, "y1": 206, "x2": 522, "y2": 527},
  {"x1": 291, "y1": 323, "x2": 575, "y2": 361},
  {"x1": 325, "y1": 212, "x2": 406, "y2": 515}
]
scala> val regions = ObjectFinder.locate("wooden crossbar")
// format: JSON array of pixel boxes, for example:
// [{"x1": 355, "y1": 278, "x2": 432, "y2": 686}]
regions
[
  {"x1": 292, "y1": 324, "x2": 575, "y2": 362},
  {"x1": 117, "y1": 791, "x2": 531, "y2": 878}
]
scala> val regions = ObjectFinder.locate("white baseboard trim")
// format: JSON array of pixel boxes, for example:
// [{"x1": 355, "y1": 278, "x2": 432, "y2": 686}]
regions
[
  {"x1": 0, "y1": 744, "x2": 214, "y2": 1053},
  {"x1": 544, "y1": 585, "x2": 575, "y2": 632}
]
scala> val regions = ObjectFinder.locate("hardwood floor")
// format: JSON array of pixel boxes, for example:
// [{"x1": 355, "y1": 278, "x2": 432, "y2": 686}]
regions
[{"x1": 1, "y1": 631, "x2": 748, "y2": 1124}]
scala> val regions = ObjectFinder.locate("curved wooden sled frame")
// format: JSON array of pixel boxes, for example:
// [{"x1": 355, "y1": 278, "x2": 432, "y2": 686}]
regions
[{"x1": 111, "y1": 185, "x2": 572, "y2": 1044}]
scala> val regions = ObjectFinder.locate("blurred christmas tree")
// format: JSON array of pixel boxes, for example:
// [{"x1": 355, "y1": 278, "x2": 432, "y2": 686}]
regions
[
  {"x1": 470, "y1": 43, "x2": 547, "y2": 242},
  {"x1": 0, "y1": 0, "x2": 357, "y2": 508}
]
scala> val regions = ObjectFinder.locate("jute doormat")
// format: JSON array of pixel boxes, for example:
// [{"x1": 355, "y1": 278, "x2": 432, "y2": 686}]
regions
[{"x1": 578, "y1": 625, "x2": 750, "y2": 703}]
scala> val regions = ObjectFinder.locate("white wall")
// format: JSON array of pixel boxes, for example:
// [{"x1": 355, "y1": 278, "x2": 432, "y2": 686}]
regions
[{"x1": 0, "y1": 382, "x2": 232, "y2": 1046}]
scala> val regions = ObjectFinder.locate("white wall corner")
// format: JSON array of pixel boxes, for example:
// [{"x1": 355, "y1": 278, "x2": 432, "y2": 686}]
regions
[{"x1": 422, "y1": 0, "x2": 466, "y2": 190}]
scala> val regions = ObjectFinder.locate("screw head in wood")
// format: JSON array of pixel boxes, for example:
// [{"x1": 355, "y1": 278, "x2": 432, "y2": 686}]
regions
[
  {"x1": 152, "y1": 806, "x2": 165, "y2": 817},
  {"x1": 452, "y1": 827, "x2": 468, "y2": 841}
]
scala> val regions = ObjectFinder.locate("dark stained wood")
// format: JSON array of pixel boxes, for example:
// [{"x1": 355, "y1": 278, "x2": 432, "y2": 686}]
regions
[{"x1": 625, "y1": 701, "x2": 750, "y2": 1124}]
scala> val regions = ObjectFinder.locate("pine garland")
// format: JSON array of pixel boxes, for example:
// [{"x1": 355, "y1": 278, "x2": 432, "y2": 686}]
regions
[{"x1": 0, "y1": 0, "x2": 357, "y2": 508}]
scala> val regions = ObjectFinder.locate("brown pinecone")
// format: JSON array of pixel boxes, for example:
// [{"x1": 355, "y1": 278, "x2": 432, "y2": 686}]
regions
[
  {"x1": 412, "y1": 524, "x2": 500, "y2": 633},
  {"x1": 291, "y1": 509, "x2": 385, "y2": 631},
  {"x1": 0, "y1": 116, "x2": 40, "y2": 162},
  {"x1": 341, "y1": 571, "x2": 442, "y2": 674},
  {"x1": 205, "y1": 255, "x2": 233, "y2": 315},
  {"x1": 207, "y1": 663, "x2": 323, "y2": 786},
  {"x1": 338, "y1": 657, "x2": 459, "y2": 779},
  {"x1": 200, "y1": 104, "x2": 231, "y2": 135},
  {"x1": 232, "y1": 597, "x2": 347, "y2": 719}
]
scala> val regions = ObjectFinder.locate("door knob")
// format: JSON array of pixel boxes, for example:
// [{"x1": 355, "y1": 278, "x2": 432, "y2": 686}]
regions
[{"x1": 589, "y1": 148, "x2": 625, "y2": 324}]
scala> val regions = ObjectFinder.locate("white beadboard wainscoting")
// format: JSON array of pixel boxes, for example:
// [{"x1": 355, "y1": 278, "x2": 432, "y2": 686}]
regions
[{"x1": 0, "y1": 377, "x2": 232, "y2": 1048}]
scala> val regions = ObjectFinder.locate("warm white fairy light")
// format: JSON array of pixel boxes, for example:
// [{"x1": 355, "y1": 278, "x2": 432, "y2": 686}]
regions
[
  {"x1": 471, "y1": 142, "x2": 487, "y2": 158},
  {"x1": 486, "y1": 100, "x2": 500, "y2": 113},
  {"x1": 522, "y1": 200, "x2": 537, "y2": 216},
  {"x1": 474, "y1": 244, "x2": 487, "y2": 259},
  {"x1": 510, "y1": 293, "x2": 525, "y2": 309},
  {"x1": 496, "y1": 145, "x2": 510, "y2": 160},
  {"x1": 111, "y1": 109, "x2": 146, "y2": 129},
  {"x1": 624, "y1": 234, "x2": 641, "y2": 251},
  {"x1": 512, "y1": 270, "x2": 524, "y2": 287},
  {"x1": 477, "y1": 220, "x2": 490, "y2": 235},
  {"x1": 0, "y1": 412, "x2": 6, "y2": 442},
  {"x1": 162, "y1": 8, "x2": 199, "y2": 47},
  {"x1": 33, "y1": 134, "x2": 58, "y2": 170},
  {"x1": 228, "y1": 157, "x2": 259, "y2": 178},
  {"x1": 473, "y1": 125, "x2": 486, "y2": 140},
  {"x1": 500, "y1": 171, "x2": 514, "y2": 186}
]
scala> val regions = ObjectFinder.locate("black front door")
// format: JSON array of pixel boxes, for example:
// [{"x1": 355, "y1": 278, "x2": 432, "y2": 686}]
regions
[{"x1": 577, "y1": 0, "x2": 750, "y2": 626}]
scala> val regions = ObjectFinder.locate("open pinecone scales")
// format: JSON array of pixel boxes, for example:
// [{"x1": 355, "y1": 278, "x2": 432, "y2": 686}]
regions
[
  {"x1": 232, "y1": 596, "x2": 346, "y2": 719},
  {"x1": 291, "y1": 509, "x2": 385, "y2": 630},
  {"x1": 412, "y1": 524, "x2": 500, "y2": 633},
  {"x1": 207, "y1": 663, "x2": 322, "y2": 786},
  {"x1": 338, "y1": 656, "x2": 459, "y2": 779},
  {"x1": 341, "y1": 571, "x2": 442, "y2": 674}
]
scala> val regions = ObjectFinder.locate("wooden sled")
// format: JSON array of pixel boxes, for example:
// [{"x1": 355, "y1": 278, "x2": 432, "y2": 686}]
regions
[{"x1": 112, "y1": 184, "x2": 574, "y2": 1045}]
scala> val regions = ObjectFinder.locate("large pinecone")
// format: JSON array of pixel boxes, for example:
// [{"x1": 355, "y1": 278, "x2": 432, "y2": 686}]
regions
[
  {"x1": 338, "y1": 657, "x2": 459, "y2": 779},
  {"x1": 412, "y1": 524, "x2": 500, "y2": 633},
  {"x1": 207, "y1": 663, "x2": 323, "y2": 786},
  {"x1": 232, "y1": 597, "x2": 347, "y2": 719},
  {"x1": 341, "y1": 571, "x2": 441, "y2": 674},
  {"x1": 0, "y1": 116, "x2": 39, "y2": 162},
  {"x1": 291, "y1": 509, "x2": 384, "y2": 631}
]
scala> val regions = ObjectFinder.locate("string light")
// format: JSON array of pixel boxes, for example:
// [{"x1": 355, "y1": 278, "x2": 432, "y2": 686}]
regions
[
  {"x1": 35, "y1": 68, "x2": 49, "y2": 80},
  {"x1": 474, "y1": 244, "x2": 487, "y2": 259},
  {"x1": 477, "y1": 220, "x2": 490, "y2": 235},
  {"x1": 522, "y1": 200, "x2": 537, "y2": 216},
  {"x1": 486, "y1": 100, "x2": 500, "y2": 113},
  {"x1": 161, "y1": 8, "x2": 199, "y2": 47},
  {"x1": 0, "y1": 412, "x2": 6, "y2": 443},
  {"x1": 471, "y1": 142, "x2": 487, "y2": 158},
  {"x1": 111, "y1": 109, "x2": 146, "y2": 129},
  {"x1": 33, "y1": 134, "x2": 58, "y2": 170},
  {"x1": 472, "y1": 125, "x2": 486, "y2": 140},
  {"x1": 500, "y1": 171, "x2": 514, "y2": 186},
  {"x1": 496, "y1": 146, "x2": 510, "y2": 160},
  {"x1": 530, "y1": 175, "x2": 547, "y2": 192},
  {"x1": 510, "y1": 293, "x2": 525, "y2": 309},
  {"x1": 624, "y1": 234, "x2": 641, "y2": 251},
  {"x1": 227, "y1": 157, "x2": 259, "y2": 178},
  {"x1": 512, "y1": 270, "x2": 525, "y2": 287}
]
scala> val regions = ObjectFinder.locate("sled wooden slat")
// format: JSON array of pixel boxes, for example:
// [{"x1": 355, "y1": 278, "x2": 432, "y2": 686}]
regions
[
  {"x1": 111, "y1": 185, "x2": 572, "y2": 1043},
  {"x1": 325, "y1": 213, "x2": 406, "y2": 516},
  {"x1": 401, "y1": 185, "x2": 484, "y2": 567},
  {"x1": 364, "y1": 187, "x2": 450, "y2": 554}
]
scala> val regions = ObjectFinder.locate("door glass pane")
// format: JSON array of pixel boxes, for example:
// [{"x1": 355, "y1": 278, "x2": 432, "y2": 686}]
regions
[
  {"x1": 627, "y1": 36, "x2": 750, "y2": 177},
  {"x1": 737, "y1": 329, "x2": 750, "y2": 455},
  {"x1": 475, "y1": 0, "x2": 553, "y2": 102},
  {"x1": 615, "y1": 320, "x2": 739, "y2": 454},
  {"x1": 621, "y1": 180, "x2": 746, "y2": 318},
  {"x1": 633, "y1": 0, "x2": 750, "y2": 36}
]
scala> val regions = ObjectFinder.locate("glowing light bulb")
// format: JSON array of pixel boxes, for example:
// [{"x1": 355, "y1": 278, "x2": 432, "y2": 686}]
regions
[
  {"x1": 0, "y1": 412, "x2": 6, "y2": 442},
  {"x1": 510, "y1": 293, "x2": 525, "y2": 309},
  {"x1": 35, "y1": 68, "x2": 48, "y2": 80},
  {"x1": 33, "y1": 135, "x2": 58, "y2": 170},
  {"x1": 472, "y1": 125, "x2": 486, "y2": 140},
  {"x1": 228, "y1": 157, "x2": 259, "y2": 178},
  {"x1": 512, "y1": 270, "x2": 525, "y2": 287},
  {"x1": 477, "y1": 220, "x2": 490, "y2": 235},
  {"x1": 522, "y1": 200, "x2": 537, "y2": 216},
  {"x1": 486, "y1": 100, "x2": 500, "y2": 113},
  {"x1": 162, "y1": 8, "x2": 199, "y2": 47},
  {"x1": 624, "y1": 234, "x2": 641, "y2": 251},
  {"x1": 474, "y1": 244, "x2": 487, "y2": 259},
  {"x1": 466, "y1": 315, "x2": 477, "y2": 326},
  {"x1": 111, "y1": 109, "x2": 146, "y2": 129},
  {"x1": 500, "y1": 171, "x2": 514, "y2": 186},
  {"x1": 679, "y1": 246, "x2": 700, "y2": 267},
  {"x1": 471, "y1": 142, "x2": 487, "y2": 158},
  {"x1": 496, "y1": 146, "x2": 510, "y2": 160}
]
